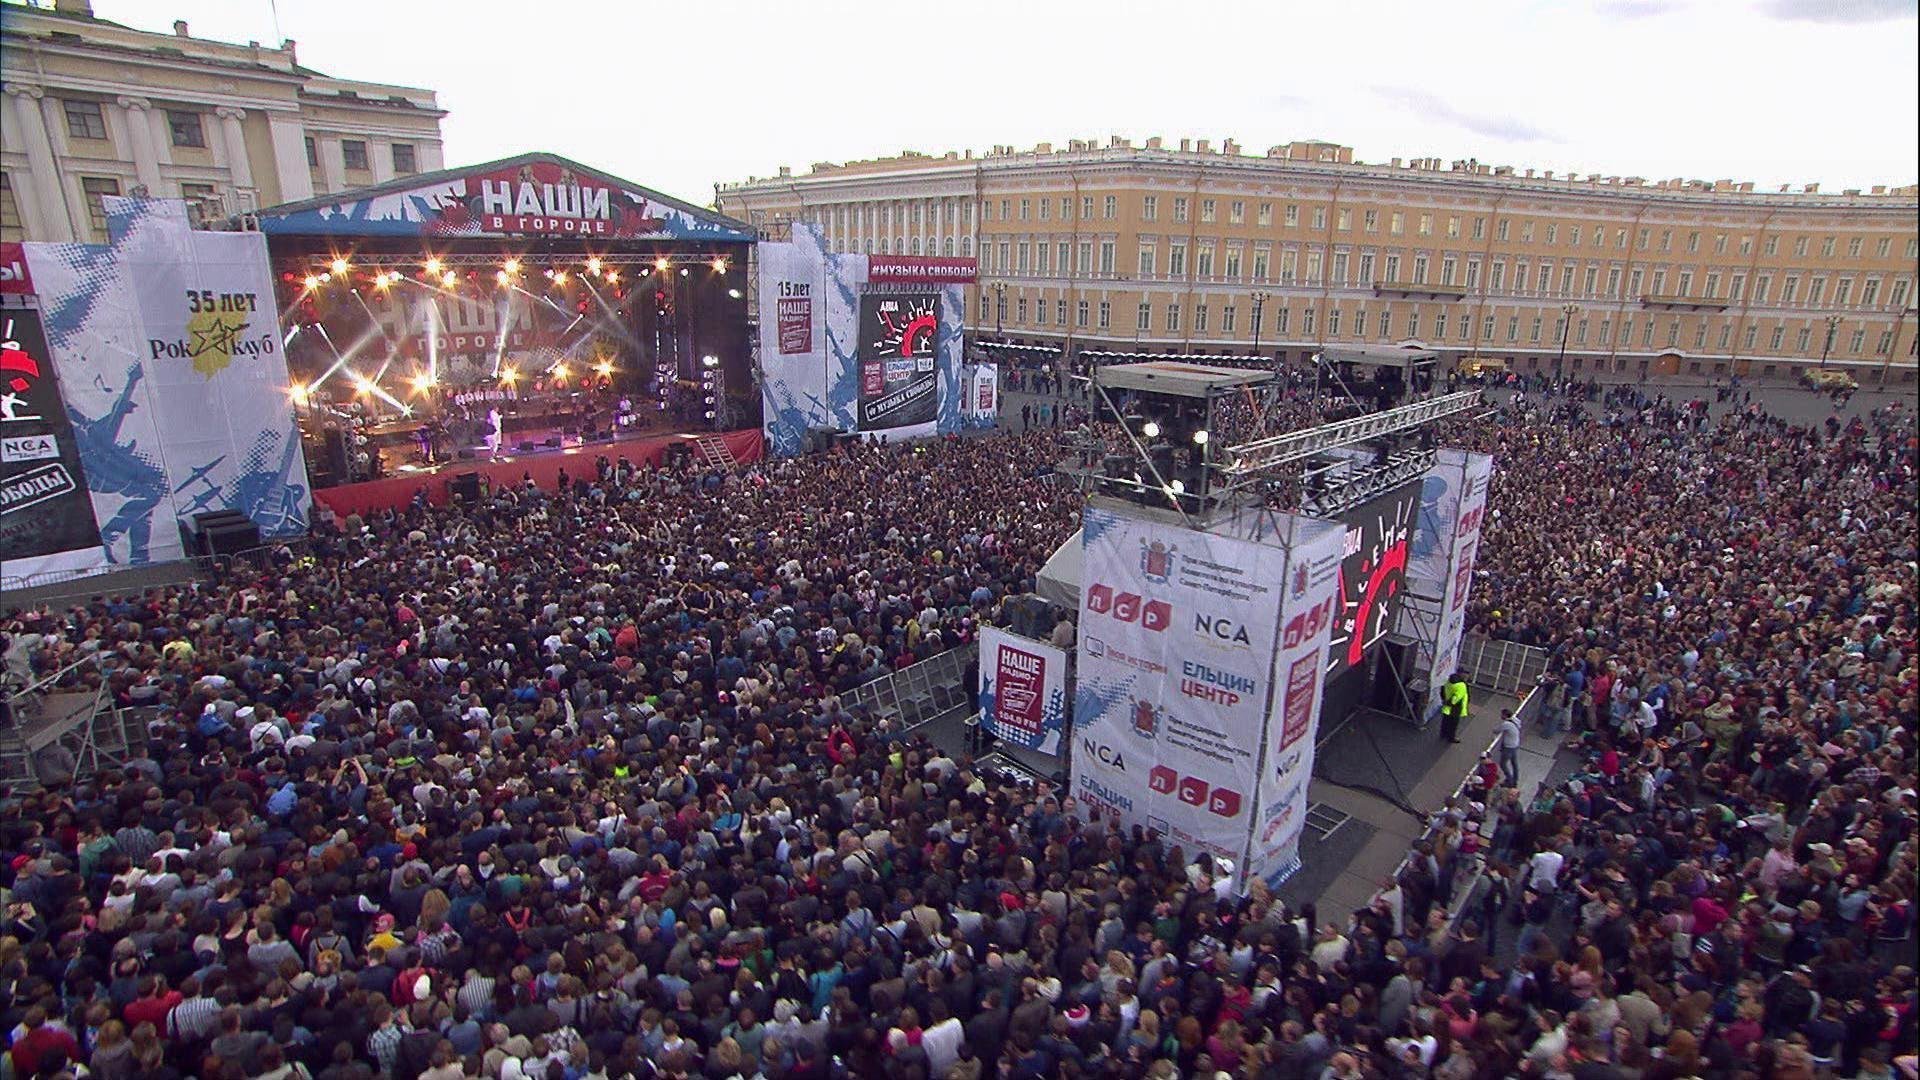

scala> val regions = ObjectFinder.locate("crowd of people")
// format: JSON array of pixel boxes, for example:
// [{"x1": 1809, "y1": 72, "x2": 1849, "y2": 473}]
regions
[{"x1": 0, "y1": 374, "x2": 1914, "y2": 1080}]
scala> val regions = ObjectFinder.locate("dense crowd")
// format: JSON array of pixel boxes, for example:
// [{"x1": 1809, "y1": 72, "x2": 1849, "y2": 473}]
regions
[{"x1": 1, "y1": 379, "x2": 1915, "y2": 1080}]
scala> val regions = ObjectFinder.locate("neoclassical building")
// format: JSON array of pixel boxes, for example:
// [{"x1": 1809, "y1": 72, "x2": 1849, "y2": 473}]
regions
[
  {"x1": 1, "y1": 0, "x2": 446, "y2": 243},
  {"x1": 719, "y1": 137, "x2": 1919, "y2": 383}
]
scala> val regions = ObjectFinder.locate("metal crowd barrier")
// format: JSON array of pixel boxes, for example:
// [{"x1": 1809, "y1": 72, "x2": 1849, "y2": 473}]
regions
[
  {"x1": 844, "y1": 641, "x2": 978, "y2": 735},
  {"x1": 1455, "y1": 632, "x2": 1551, "y2": 696}
]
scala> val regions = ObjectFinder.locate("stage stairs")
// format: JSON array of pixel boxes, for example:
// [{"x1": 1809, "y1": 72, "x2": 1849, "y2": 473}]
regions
[
  {"x1": 691, "y1": 434, "x2": 738, "y2": 470},
  {"x1": 2, "y1": 658, "x2": 146, "y2": 789}
]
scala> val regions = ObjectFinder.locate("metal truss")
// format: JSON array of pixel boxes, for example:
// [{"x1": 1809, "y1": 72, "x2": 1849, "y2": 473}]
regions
[
  {"x1": 1222, "y1": 390, "x2": 1481, "y2": 477},
  {"x1": 1298, "y1": 448, "x2": 1437, "y2": 518}
]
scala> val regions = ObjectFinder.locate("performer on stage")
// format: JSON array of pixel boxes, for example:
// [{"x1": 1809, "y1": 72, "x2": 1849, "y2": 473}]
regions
[{"x1": 487, "y1": 407, "x2": 504, "y2": 457}]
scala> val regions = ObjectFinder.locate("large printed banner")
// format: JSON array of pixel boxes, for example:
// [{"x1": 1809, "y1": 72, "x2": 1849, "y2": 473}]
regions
[
  {"x1": 5, "y1": 198, "x2": 311, "y2": 583},
  {"x1": 1250, "y1": 517, "x2": 1345, "y2": 886},
  {"x1": 961, "y1": 363, "x2": 999, "y2": 428},
  {"x1": 1072, "y1": 506, "x2": 1290, "y2": 867},
  {"x1": 0, "y1": 307, "x2": 105, "y2": 572},
  {"x1": 978, "y1": 626, "x2": 1069, "y2": 754},
  {"x1": 757, "y1": 225, "x2": 970, "y2": 453},
  {"x1": 1429, "y1": 451, "x2": 1495, "y2": 702}
]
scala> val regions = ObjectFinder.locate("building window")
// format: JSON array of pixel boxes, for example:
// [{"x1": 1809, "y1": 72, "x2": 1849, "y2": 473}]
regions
[
  {"x1": 1413, "y1": 256, "x2": 1429, "y2": 285},
  {"x1": 1285, "y1": 204, "x2": 1299, "y2": 227},
  {"x1": 1848, "y1": 329, "x2": 1865, "y2": 353},
  {"x1": 1018, "y1": 198, "x2": 1030, "y2": 221},
  {"x1": 1332, "y1": 252, "x2": 1349, "y2": 285},
  {"x1": 1770, "y1": 326, "x2": 1784, "y2": 350},
  {"x1": 1892, "y1": 280, "x2": 1910, "y2": 308},
  {"x1": 1099, "y1": 241, "x2": 1114, "y2": 273},
  {"x1": 1081, "y1": 196, "x2": 1093, "y2": 219},
  {"x1": 1168, "y1": 244, "x2": 1186, "y2": 277},
  {"x1": 80, "y1": 176, "x2": 120, "y2": 239},
  {"x1": 1820, "y1": 236, "x2": 1835, "y2": 258},
  {"x1": 1275, "y1": 308, "x2": 1290, "y2": 335},
  {"x1": 1862, "y1": 278, "x2": 1881, "y2": 306},
  {"x1": 1529, "y1": 317, "x2": 1543, "y2": 343},
  {"x1": 1879, "y1": 330, "x2": 1895, "y2": 353},
  {"x1": 0, "y1": 174, "x2": 22, "y2": 242},
  {"x1": 1325, "y1": 308, "x2": 1339, "y2": 337},
  {"x1": 1222, "y1": 305, "x2": 1237, "y2": 333},
  {"x1": 1167, "y1": 304, "x2": 1181, "y2": 332},
  {"x1": 980, "y1": 294, "x2": 990, "y2": 322},
  {"x1": 1365, "y1": 210, "x2": 1379, "y2": 233},
  {"x1": 1875, "y1": 237, "x2": 1891, "y2": 258},
  {"x1": 179, "y1": 181, "x2": 216, "y2": 208},
  {"x1": 1103, "y1": 196, "x2": 1117, "y2": 219},
  {"x1": 1200, "y1": 199, "x2": 1216, "y2": 223},
  {"x1": 1435, "y1": 312, "x2": 1449, "y2": 339},
  {"x1": 1744, "y1": 325, "x2": 1759, "y2": 349},
  {"x1": 1419, "y1": 214, "x2": 1434, "y2": 237},
  {"x1": 1055, "y1": 299, "x2": 1067, "y2": 324},
  {"x1": 1446, "y1": 216, "x2": 1460, "y2": 239},
  {"x1": 63, "y1": 100, "x2": 108, "y2": 140},
  {"x1": 1229, "y1": 200, "x2": 1244, "y2": 224},
  {"x1": 1337, "y1": 208, "x2": 1352, "y2": 231},
  {"x1": 1575, "y1": 319, "x2": 1588, "y2": 345},
  {"x1": 1077, "y1": 300, "x2": 1089, "y2": 327},
  {"x1": 1258, "y1": 202, "x2": 1272, "y2": 226},
  {"x1": 1496, "y1": 219, "x2": 1510, "y2": 242},
  {"x1": 1038, "y1": 198, "x2": 1049, "y2": 221},
  {"x1": 1384, "y1": 256, "x2": 1400, "y2": 283},
  {"x1": 1173, "y1": 198, "x2": 1189, "y2": 223},
  {"x1": 1796, "y1": 327, "x2": 1811, "y2": 352},
  {"x1": 1483, "y1": 315, "x2": 1496, "y2": 341},
  {"x1": 1847, "y1": 237, "x2": 1863, "y2": 258},
  {"x1": 340, "y1": 140, "x2": 370, "y2": 171},
  {"x1": 1253, "y1": 252, "x2": 1270, "y2": 281},
  {"x1": 165, "y1": 110, "x2": 205, "y2": 148},
  {"x1": 1506, "y1": 316, "x2": 1519, "y2": 343},
  {"x1": 1408, "y1": 311, "x2": 1420, "y2": 339},
  {"x1": 392, "y1": 144, "x2": 418, "y2": 174},
  {"x1": 1301, "y1": 308, "x2": 1315, "y2": 335},
  {"x1": 1472, "y1": 217, "x2": 1485, "y2": 240},
  {"x1": 1138, "y1": 303, "x2": 1152, "y2": 331},
  {"x1": 1225, "y1": 248, "x2": 1242, "y2": 279},
  {"x1": 1310, "y1": 207, "x2": 1325, "y2": 230},
  {"x1": 1142, "y1": 196, "x2": 1158, "y2": 222},
  {"x1": 1098, "y1": 301, "x2": 1110, "y2": 329},
  {"x1": 1195, "y1": 244, "x2": 1213, "y2": 278},
  {"x1": 1194, "y1": 304, "x2": 1209, "y2": 332}
]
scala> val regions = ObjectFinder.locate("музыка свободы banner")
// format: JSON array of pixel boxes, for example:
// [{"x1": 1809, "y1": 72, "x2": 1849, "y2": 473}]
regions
[
  {"x1": 0, "y1": 307, "x2": 104, "y2": 564},
  {"x1": 856, "y1": 292, "x2": 938, "y2": 432}
]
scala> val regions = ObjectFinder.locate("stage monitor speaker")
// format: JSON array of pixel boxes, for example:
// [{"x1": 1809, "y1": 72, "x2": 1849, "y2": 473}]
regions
[
  {"x1": 448, "y1": 473, "x2": 481, "y2": 502},
  {"x1": 191, "y1": 509, "x2": 249, "y2": 536},
  {"x1": 1370, "y1": 638, "x2": 1420, "y2": 719},
  {"x1": 456, "y1": 448, "x2": 476, "y2": 461},
  {"x1": 203, "y1": 519, "x2": 261, "y2": 558},
  {"x1": 517, "y1": 441, "x2": 537, "y2": 452},
  {"x1": 544, "y1": 436, "x2": 562, "y2": 449}
]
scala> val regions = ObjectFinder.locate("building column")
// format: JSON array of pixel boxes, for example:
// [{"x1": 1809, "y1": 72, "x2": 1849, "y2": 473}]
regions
[
  {"x1": 214, "y1": 107, "x2": 255, "y2": 197},
  {"x1": 316, "y1": 136, "x2": 346, "y2": 194},
  {"x1": 3, "y1": 86, "x2": 65, "y2": 240},
  {"x1": 370, "y1": 141, "x2": 394, "y2": 184},
  {"x1": 264, "y1": 112, "x2": 313, "y2": 202},
  {"x1": 114, "y1": 96, "x2": 163, "y2": 193}
]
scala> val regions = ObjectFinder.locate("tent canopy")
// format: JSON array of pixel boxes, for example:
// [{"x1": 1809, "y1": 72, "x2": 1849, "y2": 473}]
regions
[{"x1": 1035, "y1": 529, "x2": 1082, "y2": 609}]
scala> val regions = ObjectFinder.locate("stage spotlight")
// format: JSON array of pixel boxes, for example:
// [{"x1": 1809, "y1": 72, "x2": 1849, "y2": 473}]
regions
[
  {"x1": 701, "y1": 354, "x2": 719, "y2": 368},
  {"x1": 1168, "y1": 479, "x2": 1186, "y2": 495},
  {"x1": 496, "y1": 270, "x2": 511, "y2": 286},
  {"x1": 373, "y1": 272, "x2": 392, "y2": 289},
  {"x1": 605, "y1": 270, "x2": 620, "y2": 283},
  {"x1": 586, "y1": 257, "x2": 601, "y2": 275},
  {"x1": 409, "y1": 373, "x2": 431, "y2": 395},
  {"x1": 441, "y1": 271, "x2": 458, "y2": 287},
  {"x1": 1141, "y1": 421, "x2": 1161, "y2": 439},
  {"x1": 728, "y1": 288, "x2": 742, "y2": 299},
  {"x1": 289, "y1": 382, "x2": 310, "y2": 406},
  {"x1": 552, "y1": 270, "x2": 568, "y2": 285},
  {"x1": 710, "y1": 257, "x2": 727, "y2": 273},
  {"x1": 551, "y1": 363, "x2": 569, "y2": 382},
  {"x1": 654, "y1": 257, "x2": 669, "y2": 272},
  {"x1": 500, "y1": 367, "x2": 518, "y2": 384},
  {"x1": 679, "y1": 268, "x2": 689, "y2": 277},
  {"x1": 1192, "y1": 429, "x2": 1209, "y2": 446},
  {"x1": 593, "y1": 360, "x2": 613, "y2": 378},
  {"x1": 503, "y1": 259, "x2": 520, "y2": 275},
  {"x1": 302, "y1": 274, "x2": 321, "y2": 289},
  {"x1": 424, "y1": 257, "x2": 443, "y2": 276},
  {"x1": 329, "y1": 258, "x2": 349, "y2": 275},
  {"x1": 319, "y1": 273, "x2": 332, "y2": 284}
]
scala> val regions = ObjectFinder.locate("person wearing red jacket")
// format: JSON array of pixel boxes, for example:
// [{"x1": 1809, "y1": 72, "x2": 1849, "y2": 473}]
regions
[
  {"x1": 121, "y1": 975, "x2": 184, "y2": 1032},
  {"x1": 8, "y1": 1007, "x2": 79, "y2": 1076}
]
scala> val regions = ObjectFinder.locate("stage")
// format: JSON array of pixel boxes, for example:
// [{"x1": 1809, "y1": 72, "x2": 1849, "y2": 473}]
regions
[{"x1": 310, "y1": 427, "x2": 762, "y2": 518}]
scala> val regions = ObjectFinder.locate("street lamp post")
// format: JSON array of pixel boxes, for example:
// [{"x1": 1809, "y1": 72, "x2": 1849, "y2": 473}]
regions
[
  {"x1": 1556, "y1": 302, "x2": 1577, "y2": 376},
  {"x1": 992, "y1": 281, "x2": 1007, "y2": 340},
  {"x1": 1251, "y1": 289, "x2": 1271, "y2": 369},
  {"x1": 1819, "y1": 313, "x2": 1842, "y2": 369}
]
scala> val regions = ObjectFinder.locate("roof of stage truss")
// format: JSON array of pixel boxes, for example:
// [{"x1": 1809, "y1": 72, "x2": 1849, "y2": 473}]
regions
[
  {"x1": 250, "y1": 152, "x2": 755, "y2": 242},
  {"x1": 1092, "y1": 361, "x2": 1273, "y2": 399}
]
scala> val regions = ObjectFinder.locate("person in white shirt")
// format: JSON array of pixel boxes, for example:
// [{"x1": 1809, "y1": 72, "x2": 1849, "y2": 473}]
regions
[{"x1": 1528, "y1": 848, "x2": 1565, "y2": 892}]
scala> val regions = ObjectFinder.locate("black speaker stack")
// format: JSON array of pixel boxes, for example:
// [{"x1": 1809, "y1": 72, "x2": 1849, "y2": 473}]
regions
[{"x1": 191, "y1": 510, "x2": 261, "y2": 558}]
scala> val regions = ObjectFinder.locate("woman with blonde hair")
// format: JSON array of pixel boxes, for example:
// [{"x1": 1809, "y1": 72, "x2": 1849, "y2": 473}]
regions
[{"x1": 87, "y1": 1019, "x2": 136, "y2": 1080}]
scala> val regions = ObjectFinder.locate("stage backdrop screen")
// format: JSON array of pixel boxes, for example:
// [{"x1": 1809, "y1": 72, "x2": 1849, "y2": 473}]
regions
[
  {"x1": 857, "y1": 293, "x2": 939, "y2": 432},
  {"x1": 1326, "y1": 482, "x2": 1419, "y2": 678},
  {"x1": 978, "y1": 626, "x2": 1069, "y2": 754}
]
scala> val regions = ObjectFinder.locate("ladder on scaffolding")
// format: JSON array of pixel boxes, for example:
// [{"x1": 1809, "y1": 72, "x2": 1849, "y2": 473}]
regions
[
  {"x1": 690, "y1": 434, "x2": 738, "y2": 470},
  {"x1": 1, "y1": 656, "x2": 146, "y2": 789}
]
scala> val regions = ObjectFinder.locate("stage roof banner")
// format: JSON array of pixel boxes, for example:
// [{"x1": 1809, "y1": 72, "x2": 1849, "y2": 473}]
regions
[{"x1": 252, "y1": 153, "x2": 755, "y2": 242}]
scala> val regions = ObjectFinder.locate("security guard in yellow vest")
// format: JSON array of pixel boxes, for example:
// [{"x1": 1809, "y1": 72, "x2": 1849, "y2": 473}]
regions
[{"x1": 1440, "y1": 670, "x2": 1469, "y2": 744}]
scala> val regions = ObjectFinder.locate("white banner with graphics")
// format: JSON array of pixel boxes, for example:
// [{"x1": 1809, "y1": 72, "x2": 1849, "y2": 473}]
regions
[
  {"x1": 1072, "y1": 505, "x2": 1289, "y2": 867},
  {"x1": 756, "y1": 235, "x2": 835, "y2": 455},
  {"x1": 116, "y1": 200, "x2": 311, "y2": 539},
  {"x1": 1250, "y1": 516, "x2": 1346, "y2": 886},
  {"x1": 12, "y1": 198, "x2": 310, "y2": 578},
  {"x1": 978, "y1": 626, "x2": 1069, "y2": 754},
  {"x1": 963, "y1": 363, "x2": 999, "y2": 427},
  {"x1": 1429, "y1": 450, "x2": 1494, "y2": 705}
]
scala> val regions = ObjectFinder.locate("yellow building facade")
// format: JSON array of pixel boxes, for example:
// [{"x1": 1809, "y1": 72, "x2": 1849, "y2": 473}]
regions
[
  {"x1": 719, "y1": 137, "x2": 1919, "y2": 384},
  {"x1": 1, "y1": 0, "x2": 446, "y2": 243}
]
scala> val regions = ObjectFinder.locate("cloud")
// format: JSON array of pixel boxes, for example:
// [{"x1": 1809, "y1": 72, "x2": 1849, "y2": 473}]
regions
[
  {"x1": 1759, "y1": 0, "x2": 1916, "y2": 22},
  {"x1": 1593, "y1": 0, "x2": 1683, "y2": 17},
  {"x1": 1371, "y1": 87, "x2": 1560, "y2": 143}
]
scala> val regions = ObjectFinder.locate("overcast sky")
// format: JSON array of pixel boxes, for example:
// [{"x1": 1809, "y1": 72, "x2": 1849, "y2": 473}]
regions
[{"x1": 93, "y1": 0, "x2": 1919, "y2": 206}]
